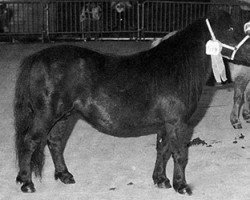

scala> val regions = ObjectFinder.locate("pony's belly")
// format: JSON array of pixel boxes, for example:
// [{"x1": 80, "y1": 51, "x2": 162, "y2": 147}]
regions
[
  {"x1": 90, "y1": 108, "x2": 162, "y2": 137},
  {"x1": 94, "y1": 121, "x2": 164, "y2": 138},
  {"x1": 88, "y1": 102, "x2": 162, "y2": 137}
]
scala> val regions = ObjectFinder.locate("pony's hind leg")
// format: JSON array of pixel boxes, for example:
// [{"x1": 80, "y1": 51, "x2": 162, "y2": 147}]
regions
[
  {"x1": 152, "y1": 129, "x2": 172, "y2": 189},
  {"x1": 169, "y1": 121, "x2": 192, "y2": 195},
  {"x1": 16, "y1": 116, "x2": 51, "y2": 193},
  {"x1": 47, "y1": 114, "x2": 78, "y2": 184}
]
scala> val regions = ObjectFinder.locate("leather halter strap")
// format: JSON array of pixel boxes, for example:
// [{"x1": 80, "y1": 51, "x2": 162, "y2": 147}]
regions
[{"x1": 206, "y1": 19, "x2": 250, "y2": 60}]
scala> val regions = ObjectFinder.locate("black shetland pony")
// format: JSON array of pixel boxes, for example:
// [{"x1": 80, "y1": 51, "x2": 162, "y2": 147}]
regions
[{"x1": 14, "y1": 11, "x2": 250, "y2": 194}]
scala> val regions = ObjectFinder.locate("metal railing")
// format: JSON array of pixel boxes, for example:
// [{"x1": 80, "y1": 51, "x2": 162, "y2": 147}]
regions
[
  {"x1": 46, "y1": 0, "x2": 139, "y2": 39},
  {"x1": 0, "y1": 1, "x2": 249, "y2": 41}
]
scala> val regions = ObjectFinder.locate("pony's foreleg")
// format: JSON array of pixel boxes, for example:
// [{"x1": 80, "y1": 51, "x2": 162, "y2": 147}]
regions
[
  {"x1": 16, "y1": 117, "x2": 49, "y2": 193},
  {"x1": 169, "y1": 121, "x2": 192, "y2": 195},
  {"x1": 47, "y1": 114, "x2": 78, "y2": 184},
  {"x1": 152, "y1": 129, "x2": 172, "y2": 189},
  {"x1": 230, "y1": 76, "x2": 249, "y2": 129}
]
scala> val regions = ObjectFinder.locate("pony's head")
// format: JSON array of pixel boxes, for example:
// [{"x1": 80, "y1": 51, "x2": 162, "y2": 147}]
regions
[{"x1": 207, "y1": 10, "x2": 250, "y2": 65}]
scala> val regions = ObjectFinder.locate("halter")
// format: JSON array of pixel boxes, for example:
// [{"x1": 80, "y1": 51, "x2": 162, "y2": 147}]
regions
[{"x1": 206, "y1": 19, "x2": 250, "y2": 60}]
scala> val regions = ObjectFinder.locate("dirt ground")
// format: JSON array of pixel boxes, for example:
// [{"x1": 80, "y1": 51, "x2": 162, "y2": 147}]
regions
[{"x1": 0, "y1": 41, "x2": 249, "y2": 200}]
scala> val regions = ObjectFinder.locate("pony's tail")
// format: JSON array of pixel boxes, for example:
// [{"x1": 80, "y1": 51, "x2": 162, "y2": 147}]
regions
[{"x1": 14, "y1": 55, "x2": 45, "y2": 177}]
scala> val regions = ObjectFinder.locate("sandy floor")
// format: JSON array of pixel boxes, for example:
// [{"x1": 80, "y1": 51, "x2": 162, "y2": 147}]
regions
[{"x1": 0, "y1": 41, "x2": 249, "y2": 200}]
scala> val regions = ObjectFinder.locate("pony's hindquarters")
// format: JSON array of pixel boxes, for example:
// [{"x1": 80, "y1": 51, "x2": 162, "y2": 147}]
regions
[
  {"x1": 14, "y1": 56, "x2": 41, "y2": 192},
  {"x1": 14, "y1": 48, "x2": 90, "y2": 192},
  {"x1": 14, "y1": 55, "x2": 54, "y2": 192}
]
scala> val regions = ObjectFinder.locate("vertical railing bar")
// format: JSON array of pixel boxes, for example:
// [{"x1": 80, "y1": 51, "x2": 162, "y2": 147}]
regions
[
  {"x1": 66, "y1": 2, "x2": 68, "y2": 32},
  {"x1": 61, "y1": 2, "x2": 63, "y2": 33},
  {"x1": 58, "y1": 2, "x2": 60, "y2": 33},
  {"x1": 33, "y1": 2, "x2": 35, "y2": 33},
  {"x1": 194, "y1": 3, "x2": 197, "y2": 20},
  {"x1": 100, "y1": 2, "x2": 103, "y2": 35},
  {"x1": 27, "y1": 2, "x2": 29, "y2": 33},
  {"x1": 176, "y1": 3, "x2": 179, "y2": 30},
  {"x1": 202, "y1": 3, "x2": 205, "y2": 18},
  {"x1": 198, "y1": 3, "x2": 201, "y2": 18},
  {"x1": 164, "y1": 2, "x2": 166, "y2": 32},
  {"x1": 110, "y1": 1, "x2": 113, "y2": 33},
  {"x1": 137, "y1": 1, "x2": 140, "y2": 39},
  {"x1": 26, "y1": 3, "x2": 29, "y2": 33},
  {"x1": 73, "y1": 2, "x2": 75, "y2": 33},
  {"x1": 173, "y1": 2, "x2": 176, "y2": 31},
  {"x1": 155, "y1": 2, "x2": 157, "y2": 32},
  {"x1": 131, "y1": 2, "x2": 134, "y2": 35},
  {"x1": 186, "y1": 4, "x2": 189, "y2": 27},
  {"x1": 17, "y1": 3, "x2": 19, "y2": 33},
  {"x1": 159, "y1": 2, "x2": 162, "y2": 32},
  {"x1": 153, "y1": 2, "x2": 158, "y2": 31},
  {"x1": 149, "y1": 2, "x2": 151, "y2": 32},
  {"x1": 123, "y1": 5, "x2": 126, "y2": 31},
  {"x1": 48, "y1": 2, "x2": 50, "y2": 34},
  {"x1": 105, "y1": 1, "x2": 108, "y2": 32},
  {"x1": 145, "y1": 2, "x2": 148, "y2": 32},
  {"x1": 48, "y1": 2, "x2": 51, "y2": 35},
  {"x1": 181, "y1": 2, "x2": 184, "y2": 29},
  {"x1": 119, "y1": 11, "x2": 122, "y2": 32},
  {"x1": 32, "y1": 3, "x2": 36, "y2": 33},
  {"x1": 141, "y1": 1, "x2": 144, "y2": 39},
  {"x1": 12, "y1": 3, "x2": 14, "y2": 33},
  {"x1": 22, "y1": 3, "x2": 25, "y2": 33},
  {"x1": 169, "y1": 2, "x2": 171, "y2": 32},
  {"x1": 69, "y1": 2, "x2": 71, "y2": 33},
  {"x1": 56, "y1": 2, "x2": 58, "y2": 33}
]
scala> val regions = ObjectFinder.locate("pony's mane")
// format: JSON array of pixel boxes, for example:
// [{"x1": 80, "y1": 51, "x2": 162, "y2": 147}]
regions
[
  {"x1": 135, "y1": 16, "x2": 209, "y2": 66},
  {"x1": 154, "y1": 17, "x2": 207, "y2": 50}
]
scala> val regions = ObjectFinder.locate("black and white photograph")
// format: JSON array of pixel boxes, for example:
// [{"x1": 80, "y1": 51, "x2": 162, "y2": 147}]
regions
[{"x1": 0, "y1": 0, "x2": 250, "y2": 199}]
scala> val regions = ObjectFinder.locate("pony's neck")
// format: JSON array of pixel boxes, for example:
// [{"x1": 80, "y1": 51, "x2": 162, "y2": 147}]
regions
[
  {"x1": 178, "y1": 18, "x2": 211, "y2": 43},
  {"x1": 150, "y1": 18, "x2": 211, "y2": 57}
]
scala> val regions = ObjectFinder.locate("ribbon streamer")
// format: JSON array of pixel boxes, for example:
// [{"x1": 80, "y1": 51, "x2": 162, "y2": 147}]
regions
[{"x1": 206, "y1": 19, "x2": 227, "y2": 83}]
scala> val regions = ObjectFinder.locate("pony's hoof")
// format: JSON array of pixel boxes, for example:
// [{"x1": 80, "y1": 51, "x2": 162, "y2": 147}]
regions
[
  {"x1": 242, "y1": 111, "x2": 250, "y2": 122},
  {"x1": 232, "y1": 122, "x2": 242, "y2": 129},
  {"x1": 154, "y1": 177, "x2": 172, "y2": 189},
  {"x1": 55, "y1": 170, "x2": 75, "y2": 184},
  {"x1": 243, "y1": 115, "x2": 250, "y2": 123},
  {"x1": 173, "y1": 182, "x2": 192, "y2": 195},
  {"x1": 156, "y1": 181, "x2": 172, "y2": 189},
  {"x1": 16, "y1": 175, "x2": 23, "y2": 184},
  {"x1": 21, "y1": 182, "x2": 36, "y2": 193}
]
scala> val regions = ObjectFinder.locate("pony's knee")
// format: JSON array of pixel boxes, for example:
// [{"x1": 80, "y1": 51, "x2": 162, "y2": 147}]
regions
[{"x1": 233, "y1": 87, "x2": 244, "y2": 104}]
